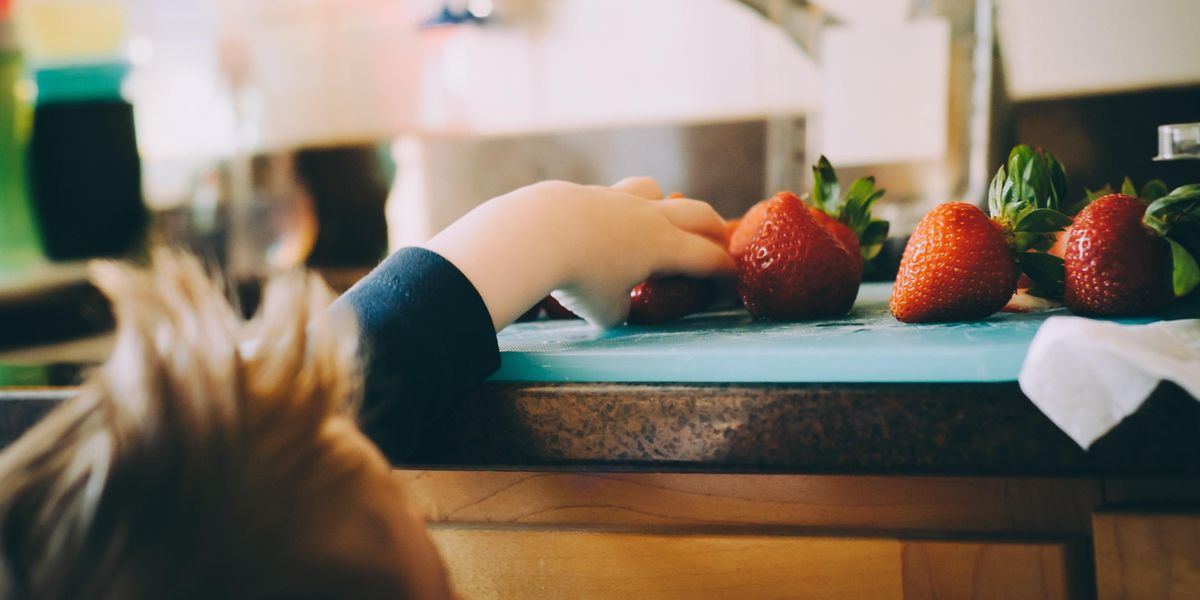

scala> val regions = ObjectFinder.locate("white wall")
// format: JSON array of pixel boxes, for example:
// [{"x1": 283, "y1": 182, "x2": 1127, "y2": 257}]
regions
[
  {"x1": 121, "y1": 0, "x2": 817, "y2": 153},
  {"x1": 413, "y1": 0, "x2": 818, "y2": 135},
  {"x1": 26, "y1": 0, "x2": 1200, "y2": 158},
  {"x1": 997, "y1": 0, "x2": 1200, "y2": 100}
]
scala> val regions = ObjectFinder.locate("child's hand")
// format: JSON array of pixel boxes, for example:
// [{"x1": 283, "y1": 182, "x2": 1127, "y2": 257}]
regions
[{"x1": 424, "y1": 177, "x2": 735, "y2": 329}]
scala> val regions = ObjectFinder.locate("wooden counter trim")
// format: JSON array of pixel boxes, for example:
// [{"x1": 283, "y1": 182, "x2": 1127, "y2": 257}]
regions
[{"x1": 397, "y1": 470, "x2": 1103, "y2": 535}]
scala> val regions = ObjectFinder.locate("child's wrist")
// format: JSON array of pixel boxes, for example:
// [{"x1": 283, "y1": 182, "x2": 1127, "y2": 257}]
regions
[
  {"x1": 500, "y1": 183, "x2": 580, "y2": 290},
  {"x1": 423, "y1": 185, "x2": 580, "y2": 330}
]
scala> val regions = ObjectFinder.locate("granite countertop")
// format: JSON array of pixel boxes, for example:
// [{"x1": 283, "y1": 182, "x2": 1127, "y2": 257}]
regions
[
  {"x1": 3, "y1": 377, "x2": 1198, "y2": 476},
  {"x1": 406, "y1": 380, "x2": 1200, "y2": 476}
]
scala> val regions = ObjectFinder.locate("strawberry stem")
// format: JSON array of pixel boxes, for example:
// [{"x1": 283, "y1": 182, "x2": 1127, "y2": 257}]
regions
[
  {"x1": 809, "y1": 156, "x2": 890, "y2": 261},
  {"x1": 1018, "y1": 253, "x2": 1066, "y2": 299},
  {"x1": 811, "y1": 156, "x2": 839, "y2": 213},
  {"x1": 988, "y1": 145, "x2": 1072, "y2": 297},
  {"x1": 1167, "y1": 239, "x2": 1200, "y2": 298},
  {"x1": 1071, "y1": 177, "x2": 1168, "y2": 215}
]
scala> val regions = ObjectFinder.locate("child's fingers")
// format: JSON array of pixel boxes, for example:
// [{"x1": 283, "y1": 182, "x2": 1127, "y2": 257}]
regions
[
  {"x1": 610, "y1": 176, "x2": 663, "y2": 200},
  {"x1": 659, "y1": 232, "x2": 737, "y2": 278},
  {"x1": 656, "y1": 198, "x2": 729, "y2": 245}
]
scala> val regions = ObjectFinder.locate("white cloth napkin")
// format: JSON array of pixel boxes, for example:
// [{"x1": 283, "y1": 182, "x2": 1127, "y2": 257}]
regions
[{"x1": 1018, "y1": 317, "x2": 1200, "y2": 449}]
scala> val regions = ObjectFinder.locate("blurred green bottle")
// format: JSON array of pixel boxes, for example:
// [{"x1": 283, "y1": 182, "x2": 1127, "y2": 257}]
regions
[{"x1": 0, "y1": 0, "x2": 42, "y2": 268}]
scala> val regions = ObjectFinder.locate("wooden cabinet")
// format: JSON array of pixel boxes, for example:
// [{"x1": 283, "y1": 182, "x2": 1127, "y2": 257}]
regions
[
  {"x1": 902, "y1": 541, "x2": 1085, "y2": 600},
  {"x1": 403, "y1": 471, "x2": 1095, "y2": 599},
  {"x1": 430, "y1": 529, "x2": 1084, "y2": 600},
  {"x1": 432, "y1": 530, "x2": 905, "y2": 600},
  {"x1": 1093, "y1": 510, "x2": 1200, "y2": 600}
]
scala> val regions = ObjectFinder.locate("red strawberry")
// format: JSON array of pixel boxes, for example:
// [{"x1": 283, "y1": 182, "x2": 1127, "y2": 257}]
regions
[
  {"x1": 729, "y1": 199, "x2": 770, "y2": 260},
  {"x1": 891, "y1": 203, "x2": 1020, "y2": 322},
  {"x1": 809, "y1": 206, "x2": 862, "y2": 277},
  {"x1": 737, "y1": 191, "x2": 860, "y2": 320},
  {"x1": 1063, "y1": 194, "x2": 1175, "y2": 315},
  {"x1": 1059, "y1": 179, "x2": 1200, "y2": 316},
  {"x1": 1015, "y1": 177, "x2": 1166, "y2": 288},
  {"x1": 891, "y1": 145, "x2": 1072, "y2": 322},
  {"x1": 628, "y1": 276, "x2": 715, "y2": 325}
]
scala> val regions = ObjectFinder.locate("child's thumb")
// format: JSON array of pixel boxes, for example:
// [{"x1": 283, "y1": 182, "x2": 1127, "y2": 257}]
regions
[{"x1": 611, "y1": 176, "x2": 663, "y2": 200}]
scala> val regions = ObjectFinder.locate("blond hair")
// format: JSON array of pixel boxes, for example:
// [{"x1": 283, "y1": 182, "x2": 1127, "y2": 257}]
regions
[{"x1": 0, "y1": 251, "x2": 440, "y2": 599}]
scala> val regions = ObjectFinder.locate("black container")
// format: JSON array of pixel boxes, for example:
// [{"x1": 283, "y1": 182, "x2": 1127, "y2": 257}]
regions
[{"x1": 27, "y1": 63, "x2": 146, "y2": 260}]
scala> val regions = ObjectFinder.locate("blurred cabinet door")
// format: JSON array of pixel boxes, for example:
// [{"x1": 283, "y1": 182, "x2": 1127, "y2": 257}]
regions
[
  {"x1": 1094, "y1": 510, "x2": 1200, "y2": 600},
  {"x1": 431, "y1": 527, "x2": 1084, "y2": 600}
]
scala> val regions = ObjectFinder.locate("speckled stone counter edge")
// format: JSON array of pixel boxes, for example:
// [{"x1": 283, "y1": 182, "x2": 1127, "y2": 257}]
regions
[{"x1": 4, "y1": 383, "x2": 1197, "y2": 476}]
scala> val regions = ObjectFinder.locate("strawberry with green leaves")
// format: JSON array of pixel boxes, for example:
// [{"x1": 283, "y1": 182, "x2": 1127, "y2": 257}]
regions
[
  {"x1": 1041, "y1": 176, "x2": 1168, "y2": 266},
  {"x1": 1064, "y1": 183, "x2": 1200, "y2": 315},
  {"x1": 735, "y1": 157, "x2": 889, "y2": 320},
  {"x1": 1069, "y1": 177, "x2": 1170, "y2": 217},
  {"x1": 738, "y1": 191, "x2": 861, "y2": 320},
  {"x1": 1013, "y1": 177, "x2": 1169, "y2": 288},
  {"x1": 891, "y1": 145, "x2": 1072, "y2": 322},
  {"x1": 807, "y1": 156, "x2": 890, "y2": 276},
  {"x1": 730, "y1": 156, "x2": 889, "y2": 273}
]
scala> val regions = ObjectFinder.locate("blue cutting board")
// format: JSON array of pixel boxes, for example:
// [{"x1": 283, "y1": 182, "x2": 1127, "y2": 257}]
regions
[{"x1": 491, "y1": 282, "x2": 1167, "y2": 384}]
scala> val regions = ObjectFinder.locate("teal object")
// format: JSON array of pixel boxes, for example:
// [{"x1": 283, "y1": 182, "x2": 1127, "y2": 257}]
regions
[
  {"x1": 492, "y1": 282, "x2": 1179, "y2": 384},
  {"x1": 32, "y1": 62, "x2": 127, "y2": 104}
]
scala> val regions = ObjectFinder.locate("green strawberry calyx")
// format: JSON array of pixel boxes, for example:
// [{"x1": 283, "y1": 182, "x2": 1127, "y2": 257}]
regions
[
  {"x1": 1143, "y1": 183, "x2": 1200, "y2": 298},
  {"x1": 810, "y1": 155, "x2": 890, "y2": 261},
  {"x1": 987, "y1": 144, "x2": 1073, "y2": 298},
  {"x1": 1068, "y1": 177, "x2": 1169, "y2": 215}
]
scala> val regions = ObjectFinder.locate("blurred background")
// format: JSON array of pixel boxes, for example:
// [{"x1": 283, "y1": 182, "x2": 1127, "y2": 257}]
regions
[{"x1": 2, "y1": 0, "x2": 1199, "y2": 347}]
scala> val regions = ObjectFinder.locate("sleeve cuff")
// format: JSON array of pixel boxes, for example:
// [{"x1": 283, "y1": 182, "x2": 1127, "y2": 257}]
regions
[{"x1": 334, "y1": 247, "x2": 500, "y2": 461}]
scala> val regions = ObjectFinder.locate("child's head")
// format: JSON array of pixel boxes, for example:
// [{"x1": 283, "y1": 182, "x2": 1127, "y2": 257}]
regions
[{"x1": 0, "y1": 253, "x2": 455, "y2": 599}]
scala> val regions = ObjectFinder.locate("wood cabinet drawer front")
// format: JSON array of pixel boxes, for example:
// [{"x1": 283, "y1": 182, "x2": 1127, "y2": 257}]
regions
[
  {"x1": 430, "y1": 528, "x2": 1082, "y2": 600},
  {"x1": 1094, "y1": 510, "x2": 1200, "y2": 600},
  {"x1": 902, "y1": 540, "x2": 1084, "y2": 600}
]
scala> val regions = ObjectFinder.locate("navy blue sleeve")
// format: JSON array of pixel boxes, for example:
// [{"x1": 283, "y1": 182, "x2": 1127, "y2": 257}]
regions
[{"x1": 333, "y1": 247, "x2": 500, "y2": 462}]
